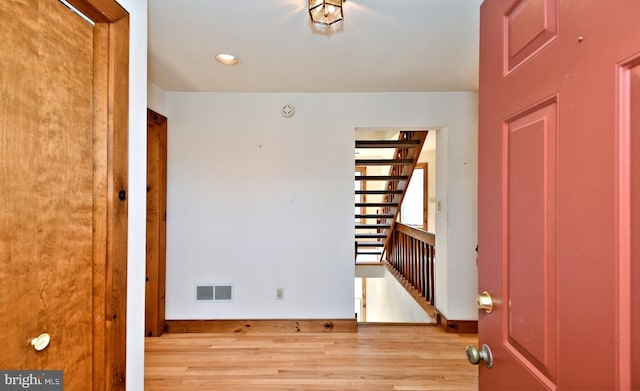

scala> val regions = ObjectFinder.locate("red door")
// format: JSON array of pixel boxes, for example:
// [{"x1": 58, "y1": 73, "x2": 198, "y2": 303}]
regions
[{"x1": 478, "y1": 0, "x2": 640, "y2": 390}]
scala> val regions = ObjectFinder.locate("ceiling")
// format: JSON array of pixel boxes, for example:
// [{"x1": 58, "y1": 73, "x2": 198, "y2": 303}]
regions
[{"x1": 148, "y1": 0, "x2": 483, "y2": 93}]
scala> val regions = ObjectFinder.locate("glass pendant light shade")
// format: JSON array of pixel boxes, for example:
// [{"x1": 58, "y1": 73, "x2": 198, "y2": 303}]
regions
[{"x1": 309, "y1": 0, "x2": 343, "y2": 26}]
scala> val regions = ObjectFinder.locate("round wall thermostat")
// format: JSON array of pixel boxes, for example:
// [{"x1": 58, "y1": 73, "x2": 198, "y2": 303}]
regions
[{"x1": 281, "y1": 104, "x2": 295, "y2": 118}]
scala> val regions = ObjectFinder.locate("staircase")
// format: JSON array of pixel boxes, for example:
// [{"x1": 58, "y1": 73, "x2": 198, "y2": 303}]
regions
[{"x1": 354, "y1": 131, "x2": 428, "y2": 262}]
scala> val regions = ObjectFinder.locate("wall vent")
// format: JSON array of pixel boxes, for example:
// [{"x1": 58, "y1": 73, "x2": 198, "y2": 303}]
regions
[{"x1": 195, "y1": 284, "x2": 234, "y2": 302}]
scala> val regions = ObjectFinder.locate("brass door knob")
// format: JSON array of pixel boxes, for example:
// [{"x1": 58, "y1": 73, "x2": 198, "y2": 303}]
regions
[
  {"x1": 476, "y1": 291, "x2": 493, "y2": 313},
  {"x1": 466, "y1": 344, "x2": 493, "y2": 368}
]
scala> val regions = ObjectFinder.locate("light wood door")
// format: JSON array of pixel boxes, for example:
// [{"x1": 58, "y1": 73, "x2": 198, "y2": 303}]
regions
[
  {"x1": 0, "y1": 0, "x2": 128, "y2": 389},
  {"x1": 478, "y1": 0, "x2": 640, "y2": 389}
]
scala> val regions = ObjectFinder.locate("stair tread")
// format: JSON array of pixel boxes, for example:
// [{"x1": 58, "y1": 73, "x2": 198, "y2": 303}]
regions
[
  {"x1": 357, "y1": 242, "x2": 385, "y2": 247},
  {"x1": 355, "y1": 233, "x2": 387, "y2": 238},
  {"x1": 355, "y1": 140, "x2": 421, "y2": 148},
  {"x1": 355, "y1": 158, "x2": 413, "y2": 166},
  {"x1": 356, "y1": 189, "x2": 403, "y2": 195},
  {"x1": 355, "y1": 175, "x2": 410, "y2": 181},
  {"x1": 355, "y1": 224, "x2": 391, "y2": 229},
  {"x1": 355, "y1": 214, "x2": 395, "y2": 218},
  {"x1": 355, "y1": 202, "x2": 398, "y2": 207}
]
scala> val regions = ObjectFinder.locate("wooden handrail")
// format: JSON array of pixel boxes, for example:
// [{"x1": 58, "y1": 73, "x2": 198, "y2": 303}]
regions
[
  {"x1": 394, "y1": 223, "x2": 435, "y2": 246},
  {"x1": 385, "y1": 222, "x2": 436, "y2": 306}
]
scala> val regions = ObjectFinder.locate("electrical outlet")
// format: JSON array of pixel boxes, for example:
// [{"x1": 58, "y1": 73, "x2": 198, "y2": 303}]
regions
[{"x1": 276, "y1": 288, "x2": 284, "y2": 300}]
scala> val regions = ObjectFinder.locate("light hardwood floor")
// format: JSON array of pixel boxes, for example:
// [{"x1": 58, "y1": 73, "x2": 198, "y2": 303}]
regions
[{"x1": 145, "y1": 324, "x2": 478, "y2": 391}]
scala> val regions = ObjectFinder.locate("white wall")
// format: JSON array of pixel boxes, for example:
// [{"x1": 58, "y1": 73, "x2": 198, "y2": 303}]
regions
[
  {"x1": 435, "y1": 129, "x2": 450, "y2": 317},
  {"x1": 364, "y1": 269, "x2": 434, "y2": 323},
  {"x1": 434, "y1": 95, "x2": 479, "y2": 321},
  {"x1": 165, "y1": 92, "x2": 355, "y2": 319},
  {"x1": 163, "y1": 91, "x2": 478, "y2": 322},
  {"x1": 120, "y1": 0, "x2": 147, "y2": 389},
  {"x1": 148, "y1": 81, "x2": 166, "y2": 116}
]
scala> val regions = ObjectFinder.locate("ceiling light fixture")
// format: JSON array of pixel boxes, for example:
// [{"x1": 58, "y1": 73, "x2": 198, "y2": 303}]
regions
[
  {"x1": 215, "y1": 53, "x2": 240, "y2": 66},
  {"x1": 309, "y1": 0, "x2": 343, "y2": 26}
]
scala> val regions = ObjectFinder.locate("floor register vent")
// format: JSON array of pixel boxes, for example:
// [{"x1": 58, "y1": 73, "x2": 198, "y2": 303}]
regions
[{"x1": 195, "y1": 284, "x2": 234, "y2": 302}]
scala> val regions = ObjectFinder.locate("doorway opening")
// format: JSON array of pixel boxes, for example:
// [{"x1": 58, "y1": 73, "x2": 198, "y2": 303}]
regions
[{"x1": 354, "y1": 129, "x2": 436, "y2": 323}]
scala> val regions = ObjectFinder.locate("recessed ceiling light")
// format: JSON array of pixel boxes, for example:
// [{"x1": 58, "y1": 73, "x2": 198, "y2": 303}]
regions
[{"x1": 215, "y1": 53, "x2": 240, "y2": 66}]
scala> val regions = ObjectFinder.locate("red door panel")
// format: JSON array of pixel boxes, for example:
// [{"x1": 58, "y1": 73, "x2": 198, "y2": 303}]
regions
[
  {"x1": 479, "y1": 0, "x2": 640, "y2": 389},
  {"x1": 505, "y1": 0, "x2": 557, "y2": 73},
  {"x1": 505, "y1": 100, "x2": 558, "y2": 384}
]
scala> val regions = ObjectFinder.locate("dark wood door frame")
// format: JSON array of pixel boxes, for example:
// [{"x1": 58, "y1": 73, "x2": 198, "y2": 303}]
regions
[{"x1": 146, "y1": 109, "x2": 168, "y2": 337}]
